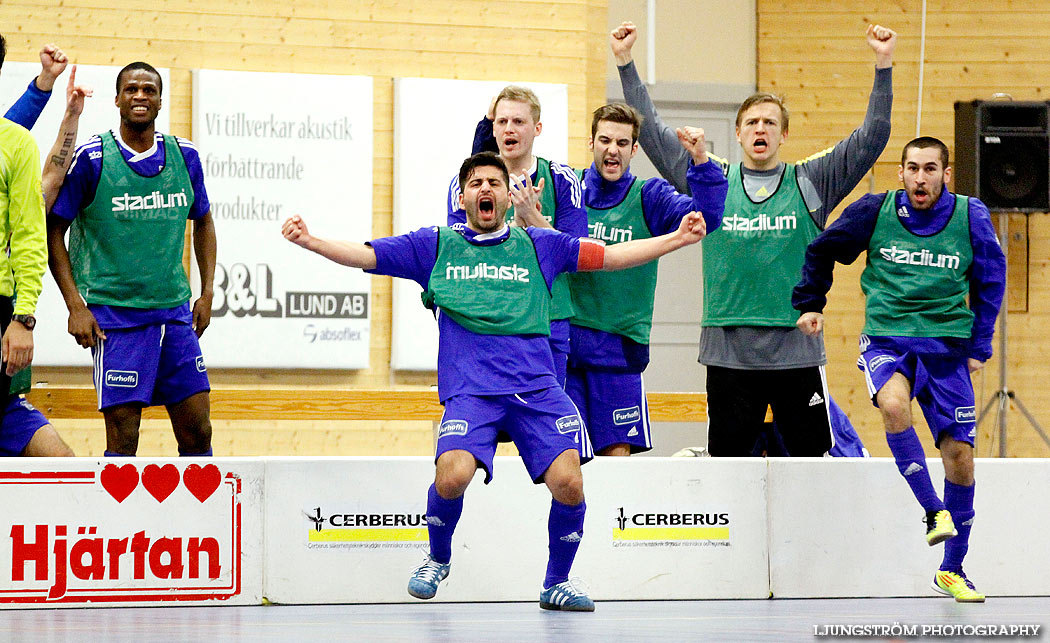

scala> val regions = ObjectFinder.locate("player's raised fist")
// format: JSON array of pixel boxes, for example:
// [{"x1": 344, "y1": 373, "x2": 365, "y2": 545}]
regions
[
  {"x1": 866, "y1": 24, "x2": 897, "y2": 67},
  {"x1": 677, "y1": 126, "x2": 709, "y2": 165},
  {"x1": 282, "y1": 215, "x2": 312, "y2": 247},
  {"x1": 610, "y1": 21, "x2": 638, "y2": 63}
]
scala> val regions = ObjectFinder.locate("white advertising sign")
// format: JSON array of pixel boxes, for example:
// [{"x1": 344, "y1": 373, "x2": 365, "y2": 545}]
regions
[
  {"x1": 192, "y1": 70, "x2": 373, "y2": 368},
  {"x1": 391, "y1": 78, "x2": 569, "y2": 370},
  {"x1": 264, "y1": 456, "x2": 768, "y2": 603},
  {"x1": 0, "y1": 458, "x2": 263, "y2": 607},
  {"x1": 768, "y1": 458, "x2": 1050, "y2": 598},
  {"x1": 0, "y1": 63, "x2": 171, "y2": 366}
]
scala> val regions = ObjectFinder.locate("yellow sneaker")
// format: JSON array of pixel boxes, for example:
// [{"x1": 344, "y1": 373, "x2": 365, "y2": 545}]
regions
[
  {"x1": 925, "y1": 509, "x2": 957, "y2": 546},
  {"x1": 932, "y1": 570, "x2": 986, "y2": 603}
]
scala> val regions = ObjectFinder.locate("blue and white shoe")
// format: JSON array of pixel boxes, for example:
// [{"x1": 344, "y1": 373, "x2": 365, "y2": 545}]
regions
[
  {"x1": 539, "y1": 579, "x2": 595, "y2": 612},
  {"x1": 407, "y1": 554, "x2": 450, "y2": 600}
]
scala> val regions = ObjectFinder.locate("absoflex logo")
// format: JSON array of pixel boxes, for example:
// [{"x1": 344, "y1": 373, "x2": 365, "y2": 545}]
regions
[
  {"x1": 105, "y1": 370, "x2": 138, "y2": 388},
  {"x1": 613, "y1": 506, "x2": 731, "y2": 548},
  {"x1": 304, "y1": 505, "x2": 428, "y2": 549}
]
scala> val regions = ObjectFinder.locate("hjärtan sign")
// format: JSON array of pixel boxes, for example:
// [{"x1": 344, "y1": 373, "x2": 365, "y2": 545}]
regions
[{"x1": 0, "y1": 459, "x2": 263, "y2": 607}]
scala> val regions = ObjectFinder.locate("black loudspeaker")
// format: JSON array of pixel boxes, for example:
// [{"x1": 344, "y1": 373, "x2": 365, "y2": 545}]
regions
[{"x1": 954, "y1": 100, "x2": 1050, "y2": 212}]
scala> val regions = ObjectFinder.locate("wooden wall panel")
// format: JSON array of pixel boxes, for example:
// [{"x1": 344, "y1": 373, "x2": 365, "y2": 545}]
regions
[
  {"x1": 758, "y1": 1, "x2": 1050, "y2": 457},
  {"x1": 1, "y1": 1, "x2": 609, "y2": 427}
]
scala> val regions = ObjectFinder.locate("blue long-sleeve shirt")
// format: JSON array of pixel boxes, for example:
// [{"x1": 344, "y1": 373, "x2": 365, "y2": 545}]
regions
[
  {"x1": 472, "y1": 117, "x2": 499, "y2": 155},
  {"x1": 792, "y1": 190, "x2": 1006, "y2": 361},
  {"x1": 4, "y1": 80, "x2": 51, "y2": 131}
]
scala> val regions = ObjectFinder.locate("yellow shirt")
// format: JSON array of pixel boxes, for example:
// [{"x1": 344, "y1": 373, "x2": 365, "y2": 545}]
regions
[{"x1": 0, "y1": 117, "x2": 47, "y2": 314}]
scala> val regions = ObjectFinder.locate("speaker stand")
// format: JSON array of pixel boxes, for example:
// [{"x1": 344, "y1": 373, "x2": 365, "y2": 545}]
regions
[{"x1": 976, "y1": 211, "x2": 1050, "y2": 456}]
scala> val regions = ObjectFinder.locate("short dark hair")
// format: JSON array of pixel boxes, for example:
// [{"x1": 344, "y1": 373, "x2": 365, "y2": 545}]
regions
[
  {"x1": 459, "y1": 152, "x2": 509, "y2": 190},
  {"x1": 116, "y1": 62, "x2": 163, "y2": 95},
  {"x1": 0, "y1": 33, "x2": 7, "y2": 70},
  {"x1": 591, "y1": 103, "x2": 643, "y2": 142},
  {"x1": 902, "y1": 136, "x2": 950, "y2": 169},
  {"x1": 736, "y1": 92, "x2": 789, "y2": 131}
]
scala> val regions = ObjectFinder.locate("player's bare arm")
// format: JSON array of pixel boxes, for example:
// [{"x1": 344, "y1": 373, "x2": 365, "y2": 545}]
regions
[
  {"x1": 192, "y1": 212, "x2": 217, "y2": 337},
  {"x1": 46, "y1": 215, "x2": 106, "y2": 348},
  {"x1": 595, "y1": 211, "x2": 706, "y2": 272},
  {"x1": 282, "y1": 215, "x2": 377, "y2": 270},
  {"x1": 42, "y1": 66, "x2": 92, "y2": 212}
]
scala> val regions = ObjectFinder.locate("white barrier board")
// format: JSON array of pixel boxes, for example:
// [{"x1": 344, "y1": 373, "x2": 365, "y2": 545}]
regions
[
  {"x1": 264, "y1": 456, "x2": 768, "y2": 603},
  {"x1": 0, "y1": 63, "x2": 171, "y2": 367},
  {"x1": 192, "y1": 70, "x2": 374, "y2": 368},
  {"x1": 4, "y1": 456, "x2": 1044, "y2": 607},
  {"x1": 767, "y1": 458, "x2": 1050, "y2": 598},
  {"x1": 0, "y1": 458, "x2": 263, "y2": 608},
  {"x1": 391, "y1": 78, "x2": 569, "y2": 370}
]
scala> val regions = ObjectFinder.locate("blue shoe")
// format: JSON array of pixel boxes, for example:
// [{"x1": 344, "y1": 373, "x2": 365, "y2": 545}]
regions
[
  {"x1": 539, "y1": 579, "x2": 595, "y2": 612},
  {"x1": 407, "y1": 554, "x2": 450, "y2": 600}
]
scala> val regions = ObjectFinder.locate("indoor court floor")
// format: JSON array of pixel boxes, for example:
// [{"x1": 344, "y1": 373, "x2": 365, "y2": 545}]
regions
[{"x1": 3, "y1": 596, "x2": 1047, "y2": 641}]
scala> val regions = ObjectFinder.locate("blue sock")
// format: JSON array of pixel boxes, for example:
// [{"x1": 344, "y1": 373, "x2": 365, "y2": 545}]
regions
[
  {"x1": 104, "y1": 450, "x2": 133, "y2": 457},
  {"x1": 941, "y1": 480, "x2": 975, "y2": 573},
  {"x1": 426, "y1": 484, "x2": 463, "y2": 565},
  {"x1": 178, "y1": 448, "x2": 213, "y2": 456},
  {"x1": 544, "y1": 499, "x2": 586, "y2": 589},
  {"x1": 886, "y1": 428, "x2": 944, "y2": 512}
]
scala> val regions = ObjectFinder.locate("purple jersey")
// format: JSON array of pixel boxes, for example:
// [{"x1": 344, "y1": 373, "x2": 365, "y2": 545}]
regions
[
  {"x1": 367, "y1": 224, "x2": 581, "y2": 402},
  {"x1": 52, "y1": 131, "x2": 211, "y2": 327}
]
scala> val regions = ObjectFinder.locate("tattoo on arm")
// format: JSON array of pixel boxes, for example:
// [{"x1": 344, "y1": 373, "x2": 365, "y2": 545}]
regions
[{"x1": 50, "y1": 132, "x2": 75, "y2": 168}]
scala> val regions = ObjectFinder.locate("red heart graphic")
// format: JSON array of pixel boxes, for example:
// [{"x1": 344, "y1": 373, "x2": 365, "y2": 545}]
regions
[
  {"x1": 141, "y1": 464, "x2": 180, "y2": 503},
  {"x1": 100, "y1": 463, "x2": 138, "y2": 503},
  {"x1": 183, "y1": 464, "x2": 221, "y2": 503}
]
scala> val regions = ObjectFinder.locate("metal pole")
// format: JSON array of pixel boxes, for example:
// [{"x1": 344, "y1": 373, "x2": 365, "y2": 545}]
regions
[{"x1": 997, "y1": 211, "x2": 1009, "y2": 457}]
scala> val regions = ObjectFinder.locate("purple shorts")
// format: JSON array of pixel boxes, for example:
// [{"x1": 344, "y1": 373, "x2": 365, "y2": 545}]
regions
[
  {"x1": 0, "y1": 396, "x2": 50, "y2": 456},
  {"x1": 858, "y1": 346, "x2": 976, "y2": 447},
  {"x1": 437, "y1": 387, "x2": 593, "y2": 484},
  {"x1": 566, "y1": 367, "x2": 651, "y2": 453},
  {"x1": 91, "y1": 322, "x2": 210, "y2": 410}
]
